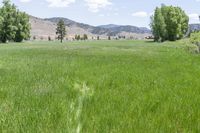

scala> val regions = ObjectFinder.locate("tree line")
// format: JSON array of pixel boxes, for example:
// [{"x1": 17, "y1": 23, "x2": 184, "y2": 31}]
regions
[
  {"x1": 0, "y1": 0, "x2": 30, "y2": 43},
  {"x1": 150, "y1": 5, "x2": 189, "y2": 42}
]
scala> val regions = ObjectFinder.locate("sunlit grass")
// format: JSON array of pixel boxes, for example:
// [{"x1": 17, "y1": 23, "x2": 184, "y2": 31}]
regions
[{"x1": 0, "y1": 40, "x2": 200, "y2": 132}]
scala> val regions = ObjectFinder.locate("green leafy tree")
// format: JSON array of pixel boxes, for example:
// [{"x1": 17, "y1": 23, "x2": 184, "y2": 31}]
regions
[
  {"x1": 0, "y1": 0, "x2": 30, "y2": 43},
  {"x1": 56, "y1": 19, "x2": 66, "y2": 43},
  {"x1": 0, "y1": 16, "x2": 3, "y2": 33},
  {"x1": 151, "y1": 5, "x2": 189, "y2": 42},
  {"x1": 13, "y1": 11, "x2": 30, "y2": 42},
  {"x1": 150, "y1": 7, "x2": 166, "y2": 42},
  {"x1": 0, "y1": 0, "x2": 17, "y2": 43}
]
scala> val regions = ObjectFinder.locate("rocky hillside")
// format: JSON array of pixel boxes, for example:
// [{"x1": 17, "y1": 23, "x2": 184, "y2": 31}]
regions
[
  {"x1": 30, "y1": 16, "x2": 151, "y2": 40},
  {"x1": 98, "y1": 24, "x2": 151, "y2": 35},
  {"x1": 45, "y1": 17, "x2": 151, "y2": 36}
]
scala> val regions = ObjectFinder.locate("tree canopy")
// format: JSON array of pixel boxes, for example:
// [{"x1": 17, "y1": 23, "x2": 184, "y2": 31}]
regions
[
  {"x1": 150, "y1": 5, "x2": 189, "y2": 42},
  {"x1": 0, "y1": 0, "x2": 30, "y2": 43}
]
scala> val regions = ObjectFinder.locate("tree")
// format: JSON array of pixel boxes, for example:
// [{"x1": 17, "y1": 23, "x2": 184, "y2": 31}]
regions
[
  {"x1": 33, "y1": 36, "x2": 36, "y2": 40},
  {"x1": 0, "y1": 0, "x2": 17, "y2": 43},
  {"x1": 108, "y1": 36, "x2": 111, "y2": 40},
  {"x1": 75, "y1": 34, "x2": 81, "y2": 40},
  {"x1": 150, "y1": 5, "x2": 189, "y2": 42},
  {"x1": 48, "y1": 36, "x2": 51, "y2": 41},
  {"x1": 150, "y1": 7, "x2": 166, "y2": 42},
  {"x1": 56, "y1": 19, "x2": 66, "y2": 43},
  {"x1": 77, "y1": 35, "x2": 80, "y2": 40},
  {"x1": 0, "y1": 16, "x2": 3, "y2": 34},
  {"x1": 13, "y1": 11, "x2": 30, "y2": 42},
  {"x1": 83, "y1": 34, "x2": 88, "y2": 40},
  {"x1": 0, "y1": 0, "x2": 30, "y2": 43},
  {"x1": 97, "y1": 36, "x2": 100, "y2": 40},
  {"x1": 75, "y1": 35, "x2": 78, "y2": 40}
]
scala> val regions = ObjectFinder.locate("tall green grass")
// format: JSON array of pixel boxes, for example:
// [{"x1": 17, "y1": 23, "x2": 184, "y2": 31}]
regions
[{"x1": 0, "y1": 40, "x2": 200, "y2": 132}]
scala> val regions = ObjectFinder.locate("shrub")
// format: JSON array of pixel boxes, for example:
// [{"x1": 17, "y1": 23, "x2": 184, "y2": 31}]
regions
[
  {"x1": 190, "y1": 32, "x2": 200, "y2": 45},
  {"x1": 189, "y1": 32, "x2": 200, "y2": 53}
]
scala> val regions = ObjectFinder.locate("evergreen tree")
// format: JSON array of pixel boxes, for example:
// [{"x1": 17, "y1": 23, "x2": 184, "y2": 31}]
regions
[
  {"x1": 56, "y1": 19, "x2": 66, "y2": 43},
  {"x1": 48, "y1": 36, "x2": 51, "y2": 41},
  {"x1": 83, "y1": 34, "x2": 88, "y2": 40},
  {"x1": 75, "y1": 35, "x2": 78, "y2": 40},
  {"x1": 77, "y1": 35, "x2": 80, "y2": 40}
]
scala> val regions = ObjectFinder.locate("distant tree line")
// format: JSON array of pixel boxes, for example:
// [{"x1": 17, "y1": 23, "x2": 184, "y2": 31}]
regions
[
  {"x1": 0, "y1": 0, "x2": 30, "y2": 43},
  {"x1": 75, "y1": 34, "x2": 88, "y2": 40},
  {"x1": 150, "y1": 5, "x2": 189, "y2": 42}
]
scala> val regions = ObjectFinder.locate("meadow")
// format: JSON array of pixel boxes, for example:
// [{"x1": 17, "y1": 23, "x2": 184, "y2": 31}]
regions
[{"x1": 0, "y1": 40, "x2": 200, "y2": 133}]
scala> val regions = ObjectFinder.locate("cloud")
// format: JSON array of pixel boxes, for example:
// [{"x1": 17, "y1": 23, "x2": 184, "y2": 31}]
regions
[
  {"x1": 46, "y1": 0, "x2": 75, "y2": 7},
  {"x1": 85, "y1": 0, "x2": 112, "y2": 12},
  {"x1": 189, "y1": 13, "x2": 199, "y2": 20},
  {"x1": 132, "y1": 11, "x2": 148, "y2": 17},
  {"x1": 20, "y1": 0, "x2": 31, "y2": 3}
]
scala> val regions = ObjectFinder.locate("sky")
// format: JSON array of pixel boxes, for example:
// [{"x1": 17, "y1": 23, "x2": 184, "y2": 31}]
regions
[{"x1": 1, "y1": 0, "x2": 200, "y2": 27}]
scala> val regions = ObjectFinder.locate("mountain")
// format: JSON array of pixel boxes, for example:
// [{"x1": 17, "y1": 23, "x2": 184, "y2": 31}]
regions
[
  {"x1": 98, "y1": 24, "x2": 120, "y2": 29},
  {"x1": 98, "y1": 24, "x2": 151, "y2": 34},
  {"x1": 45, "y1": 17, "x2": 151, "y2": 36},
  {"x1": 30, "y1": 16, "x2": 152, "y2": 40},
  {"x1": 189, "y1": 24, "x2": 200, "y2": 32}
]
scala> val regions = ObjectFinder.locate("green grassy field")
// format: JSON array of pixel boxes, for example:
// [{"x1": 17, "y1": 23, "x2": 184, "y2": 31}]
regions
[{"x1": 0, "y1": 40, "x2": 200, "y2": 132}]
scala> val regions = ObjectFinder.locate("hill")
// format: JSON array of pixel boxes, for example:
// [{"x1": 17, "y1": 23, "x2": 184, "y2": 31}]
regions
[
  {"x1": 30, "y1": 16, "x2": 151, "y2": 40},
  {"x1": 45, "y1": 17, "x2": 151, "y2": 36},
  {"x1": 189, "y1": 24, "x2": 200, "y2": 32}
]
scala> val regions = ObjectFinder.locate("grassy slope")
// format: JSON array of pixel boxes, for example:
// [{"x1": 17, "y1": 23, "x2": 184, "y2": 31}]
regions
[{"x1": 0, "y1": 40, "x2": 200, "y2": 132}]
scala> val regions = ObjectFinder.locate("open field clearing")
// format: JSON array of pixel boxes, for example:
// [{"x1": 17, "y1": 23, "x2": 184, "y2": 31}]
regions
[{"x1": 0, "y1": 40, "x2": 200, "y2": 132}]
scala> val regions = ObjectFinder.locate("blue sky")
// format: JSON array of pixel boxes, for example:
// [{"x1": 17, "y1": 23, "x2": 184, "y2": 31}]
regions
[{"x1": 1, "y1": 0, "x2": 200, "y2": 27}]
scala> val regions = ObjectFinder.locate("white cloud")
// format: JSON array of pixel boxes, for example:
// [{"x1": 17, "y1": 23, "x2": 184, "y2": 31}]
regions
[
  {"x1": 46, "y1": 0, "x2": 75, "y2": 7},
  {"x1": 132, "y1": 11, "x2": 148, "y2": 17},
  {"x1": 188, "y1": 13, "x2": 200, "y2": 23},
  {"x1": 189, "y1": 13, "x2": 199, "y2": 20},
  {"x1": 20, "y1": 0, "x2": 31, "y2": 3},
  {"x1": 85, "y1": 0, "x2": 112, "y2": 12},
  {"x1": 99, "y1": 14, "x2": 105, "y2": 17}
]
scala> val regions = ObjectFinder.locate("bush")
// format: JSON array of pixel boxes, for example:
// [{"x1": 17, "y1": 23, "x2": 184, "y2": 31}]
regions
[
  {"x1": 190, "y1": 32, "x2": 200, "y2": 45},
  {"x1": 189, "y1": 32, "x2": 200, "y2": 53},
  {"x1": 185, "y1": 43, "x2": 199, "y2": 54}
]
